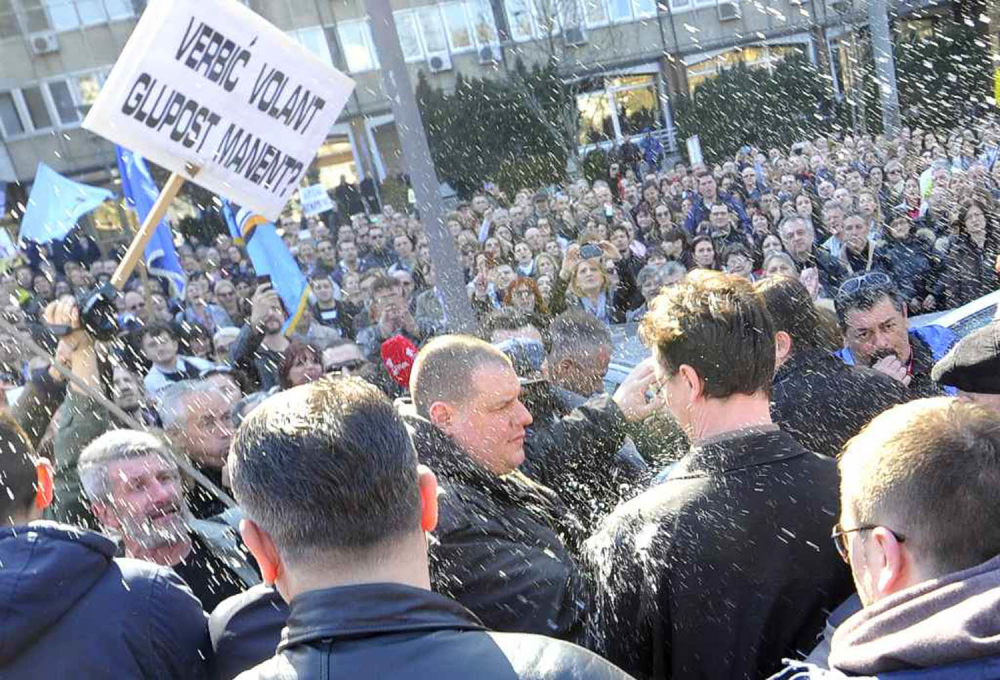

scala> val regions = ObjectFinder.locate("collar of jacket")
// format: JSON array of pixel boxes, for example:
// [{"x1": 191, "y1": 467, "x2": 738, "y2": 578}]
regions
[
  {"x1": 909, "y1": 331, "x2": 936, "y2": 378},
  {"x1": 774, "y1": 348, "x2": 845, "y2": 385},
  {"x1": 279, "y1": 582, "x2": 485, "y2": 651},
  {"x1": 830, "y1": 554, "x2": 1000, "y2": 675},
  {"x1": 671, "y1": 427, "x2": 804, "y2": 478}
]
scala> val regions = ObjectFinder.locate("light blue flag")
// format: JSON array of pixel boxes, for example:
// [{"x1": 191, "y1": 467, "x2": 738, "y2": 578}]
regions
[
  {"x1": 18, "y1": 162, "x2": 113, "y2": 244},
  {"x1": 115, "y1": 147, "x2": 187, "y2": 298},
  {"x1": 222, "y1": 200, "x2": 309, "y2": 334}
]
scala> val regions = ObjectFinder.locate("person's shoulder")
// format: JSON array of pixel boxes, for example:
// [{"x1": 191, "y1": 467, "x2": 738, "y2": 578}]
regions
[
  {"x1": 210, "y1": 583, "x2": 285, "y2": 643},
  {"x1": 114, "y1": 556, "x2": 205, "y2": 611},
  {"x1": 487, "y1": 631, "x2": 634, "y2": 680}
]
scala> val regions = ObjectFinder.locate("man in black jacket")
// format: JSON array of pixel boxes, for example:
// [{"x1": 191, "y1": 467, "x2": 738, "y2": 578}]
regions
[
  {"x1": 228, "y1": 377, "x2": 632, "y2": 680},
  {"x1": 584, "y1": 271, "x2": 853, "y2": 680},
  {"x1": 757, "y1": 275, "x2": 909, "y2": 457},
  {"x1": 406, "y1": 334, "x2": 656, "y2": 642},
  {"x1": 780, "y1": 216, "x2": 848, "y2": 297}
]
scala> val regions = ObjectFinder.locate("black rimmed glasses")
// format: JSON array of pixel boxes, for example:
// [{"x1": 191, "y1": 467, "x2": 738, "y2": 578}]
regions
[{"x1": 831, "y1": 523, "x2": 907, "y2": 563}]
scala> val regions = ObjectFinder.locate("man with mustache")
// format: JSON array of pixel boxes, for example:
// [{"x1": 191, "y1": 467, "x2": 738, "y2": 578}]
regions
[{"x1": 77, "y1": 430, "x2": 258, "y2": 610}]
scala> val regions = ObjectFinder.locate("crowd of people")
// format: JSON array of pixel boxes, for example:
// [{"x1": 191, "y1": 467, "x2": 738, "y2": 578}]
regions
[{"x1": 2, "y1": 119, "x2": 1000, "y2": 680}]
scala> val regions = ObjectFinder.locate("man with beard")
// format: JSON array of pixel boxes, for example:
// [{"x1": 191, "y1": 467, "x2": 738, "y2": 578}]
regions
[
  {"x1": 78, "y1": 429, "x2": 257, "y2": 610},
  {"x1": 835, "y1": 273, "x2": 957, "y2": 397},
  {"x1": 231, "y1": 283, "x2": 289, "y2": 391}
]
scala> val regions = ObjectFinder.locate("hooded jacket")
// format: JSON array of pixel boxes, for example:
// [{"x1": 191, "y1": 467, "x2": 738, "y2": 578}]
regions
[
  {"x1": 771, "y1": 555, "x2": 1000, "y2": 679},
  {"x1": 400, "y1": 408, "x2": 591, "y2": 643},
  {"x1": 0, "y1": 521, "x2": 210, "y2": 679}
]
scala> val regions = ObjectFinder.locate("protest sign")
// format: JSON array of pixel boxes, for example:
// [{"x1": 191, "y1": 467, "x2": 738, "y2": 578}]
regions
[
  {"x1": 83, "y1": 0, "x2": 354, "y2": 222},
  {"x1": 299, "y1": 184, "x2": 334, "y2": 217},
  {"x1": 686, "y1": 135, "x2": 704, "y2": 167}
]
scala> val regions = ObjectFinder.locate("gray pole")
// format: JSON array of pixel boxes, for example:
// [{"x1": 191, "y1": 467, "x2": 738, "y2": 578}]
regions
[
  {"x1": 364, "y1": 2, "x2": 478, "y2": 333},
  {"x1": 867, "y1": 0, "x2": 901, "y2": 135}
]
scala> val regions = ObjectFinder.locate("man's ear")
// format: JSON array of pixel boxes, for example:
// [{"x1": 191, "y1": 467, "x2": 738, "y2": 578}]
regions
[
  {"x1": 774, "y1": 331, "x2": 793, "y2": 368},
  {"x1": 417, "y1": 465, "x2": 438, "y2": 532},
  {"x1": 871, "y1": 526, "x2": 908, "y2": 598},
  {"x1": 240, "y1": 518, "x2": 282, "y2": 585},
  {"x1": 33, "y1": 458, "x2": 54, "y2": 513},
  {"x1": 428, "y1": 402, "x2": 453, "y2": 433},
  {"x1": 679, "y1": 364, "x2": 704, "y2": 402}
]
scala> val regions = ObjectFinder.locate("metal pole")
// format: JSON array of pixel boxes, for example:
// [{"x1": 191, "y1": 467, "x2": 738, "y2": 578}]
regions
[
  {"x1": 867, "y1": 0, "x2": 901, "y2": 136},
  {"x1": 364, "y1": 4, "x2": 478, "y2": 334}
]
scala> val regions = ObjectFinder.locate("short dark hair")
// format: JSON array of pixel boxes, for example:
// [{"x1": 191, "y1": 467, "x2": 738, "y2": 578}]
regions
[
  {"x1": 549, "y1": 310, "x2": 612, "y2": 364},
  {"x1": 721, "y1": 243, "x2": 750, "y2": 263},
  {"x1": 834, "y1": 275, "x2": 905, "y2": 329},
  {"x1": 229, "y1": 377, "x2": 421, "y2": 563},
  {"x1": 480, "y1": 308, "x2": 541, "y2": 341},
  {"x1": 755, "y1": 275, "x2": 831, "y2": 354},
  {"x1": 640, "y1": 271, "x2": 775, "y2": 399},
  {"x1": 841, "y1": 398, "x2": 1000, "y2": 576},
  {"x1": 661, "y1": 228, "x2": 687, "y2": 245},
  {"x1": 411, "y1": 335, "x2": 510, "y2": 419},
  {"x1": 141, "y1": 321, "x2": 178, "y2": 343},
  {"x1": 0, "y1": 412, "x2": 36, "y2": 523}
]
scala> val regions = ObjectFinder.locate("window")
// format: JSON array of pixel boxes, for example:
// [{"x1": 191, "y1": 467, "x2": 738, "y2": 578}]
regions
[
  {"x1": 416, "y1": 6, "x2": 448, "y2": 55},
  {"x1": 42, "y1": 0, "x2": 132, "y2": 30},
  {"x1": 75, "y1": 0, "x2": 107, "y2": 25},
  {"x1": 1, "y1": 0, "x2": 21, "y2": 39},
  {"x1": 49, "y1": 80, "x2": 79, "y2": 124},
  {"x1": 0, "y1": 92, "x2": 24, "y2": 137},
  {"x1": 582, "y1": 0, "x2": 609, "y2": 27},
  {"x1": 45, "y1": 0, "x2": 79, "y2": 31},
  {"x1": 336, "y1": 20, "x2": 378, "y2": 73},
  {"x1": 633, "y1": 0, "x2": 656, "y2": 17},
  {"x1": 291, "y1": 26, "x2": 334, "y2": 68},
  {"x1": 467, "y1": 0, "x2": 498, "y2": 45},
  {"x1": 669, "y1": 0, "x2": 690, "y2": 7},
  {"x1": 607, "y1": 0, "x2": 631, "y2": 22},
  {"x1": 21, "y1": 0, "x2": 51, "y2": 31},
  {"x1": 104, "y1": 0, "x2": 133, "y2": 19},
  {"x1": 394, "y1": 11, "x2": 424, "y2": 61},
  {"x1": 505, "y1": 0, "x2": 535, "y2": 40},
  {"x1": 441, "y1": 3, "x2": 474, "y2": 52},
  {"x1": 22, "y1": 86, "x2": 52, "y2": 130}
]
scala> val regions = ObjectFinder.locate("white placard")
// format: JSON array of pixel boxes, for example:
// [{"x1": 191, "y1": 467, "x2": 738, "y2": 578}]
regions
[
  {"x1": 686, "y1": 135, "x2": 703, "y2": 167},
  {"x1": 84, "y1": 0, "x2": 355, "y2": 221},
  {"x1": 299, "y1": 183, "x2": 334, "y2": 217}
]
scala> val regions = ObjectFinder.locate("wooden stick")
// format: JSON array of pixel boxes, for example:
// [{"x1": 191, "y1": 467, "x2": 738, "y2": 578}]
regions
[
  {"x1": 0, "y1": 315, "x2": 236, "y2": 509},
  {"x1": 110, "y1": 169, "x2": 192, "y2": 290}
]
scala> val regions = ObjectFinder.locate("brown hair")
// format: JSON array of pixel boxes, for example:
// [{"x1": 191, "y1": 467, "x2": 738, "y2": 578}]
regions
[
  {"x1": 504, "y1": 277, "x2": 548, "y2": 315},
  {"x1": 840, "y1": 397, "x2": 1000, "y2": 576},
  {"x1": 410, "y1": 335, "x2": 511, "y2": 418},
  {"x1": 640, "y1": 270, "x2": 775, "y2": 399},
  {"x1": 279, "y1": 341, "x2": 322, "y2": 390}
]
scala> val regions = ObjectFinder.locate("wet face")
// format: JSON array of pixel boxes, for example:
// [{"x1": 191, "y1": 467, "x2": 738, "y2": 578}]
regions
[
  {"x1": 445, "y1": 363, "x2": 533, "y2": 475},
  {"x1": 102, "y1": 454, "x2": 189, "y2": 551},
  {"x1": 142, "y1": 331, "x2": 178, "y2": 366},
  {"x1": 178, "y1": 391, "x2": 235, "y2": 470},
  {"x1": 843, "y1": 296, "x2": 911, "y2": 366},
  {"x1": 693, "y1": 241, "x2": 715, "y2": 268}
]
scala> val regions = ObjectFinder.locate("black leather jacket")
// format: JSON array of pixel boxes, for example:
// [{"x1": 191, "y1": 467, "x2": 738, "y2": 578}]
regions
[{"x1": 236, "y1": 583, "x2": 633, "y2": 680}]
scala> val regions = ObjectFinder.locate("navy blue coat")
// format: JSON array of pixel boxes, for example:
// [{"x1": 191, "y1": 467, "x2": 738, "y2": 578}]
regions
[{"x1": 0, "y1": 521, "x2": 211, "y2": 679}]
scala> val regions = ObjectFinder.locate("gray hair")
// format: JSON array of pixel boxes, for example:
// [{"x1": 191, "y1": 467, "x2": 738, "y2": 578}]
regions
[
  {"x1": 658, "y1": 261, "x2": 687, "y2": 283},
  {"x1": 78, "y1": 429, "x2": 175, "y2": 502},
  {"x1": 157, "y1": 379, "x2": 220, "y2": 431},
  {"x1": 636, "y1": 264, "x2": 660, "y2": 288}
]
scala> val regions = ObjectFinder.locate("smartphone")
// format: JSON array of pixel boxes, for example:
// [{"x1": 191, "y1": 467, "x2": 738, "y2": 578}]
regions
[
  {"x1": 256, "y1": 275, "x2": 272, "y2": 288},
  {"x1": 580, "y1": 243, "x2": 603, "y2": 260}
]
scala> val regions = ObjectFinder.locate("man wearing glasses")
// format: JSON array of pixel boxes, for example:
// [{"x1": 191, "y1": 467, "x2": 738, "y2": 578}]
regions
[
  {"x1": 834, "y1": 273, "x2": 957, "y2": 397},
  {"x1": 772, "y1": 397, "x2": 1000, "y2": 679}
]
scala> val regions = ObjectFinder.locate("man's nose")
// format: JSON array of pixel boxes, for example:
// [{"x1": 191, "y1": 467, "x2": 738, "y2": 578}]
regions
[{"x1": 515, "y1": 400, "x2": 533, "y2": 428}]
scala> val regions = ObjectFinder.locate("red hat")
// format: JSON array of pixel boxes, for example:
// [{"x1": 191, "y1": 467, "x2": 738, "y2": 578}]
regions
[{"x1": 381, "y1": 334, "x2": 419, "y2": 389}]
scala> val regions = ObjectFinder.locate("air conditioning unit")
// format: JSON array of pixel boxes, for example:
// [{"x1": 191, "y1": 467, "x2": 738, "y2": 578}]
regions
[
  {"x1": 478, "y1": 44, "x2": 502, "y2": 64},
  {"x1": 564, "y1": 26, "x2": 587, "y2": 46},
  {"x1": 29, "y1": 32, "x2": 60, "y2": 56},
  {"x1": 717, "y1": 1, "x2": 741, "y2": 21},
  {"x1": 427, "y1": 53, "x2": 453, "y2": 73}
]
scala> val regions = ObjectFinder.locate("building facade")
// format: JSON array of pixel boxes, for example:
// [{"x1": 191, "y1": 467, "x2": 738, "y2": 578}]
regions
[{"x1": 0, "y1": 0, "x2": 957, "y2": 224}]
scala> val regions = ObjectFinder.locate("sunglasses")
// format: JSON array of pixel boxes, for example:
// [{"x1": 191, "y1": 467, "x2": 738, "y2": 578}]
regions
[
  {"x1": 327, "y1": 359, "x2": 367, "y2": 373},
  {"x1": 831, "y1": 523, "x2": 906, "y2": 563},
  {"x1": 836, "y1": 271, "x2": 892, "y2": 297}
]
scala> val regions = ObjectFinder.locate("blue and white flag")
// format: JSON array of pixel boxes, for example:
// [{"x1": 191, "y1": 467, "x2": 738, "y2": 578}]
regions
[
  {"x1": 222, "y1": 200, "x2": 308, "y2": 335},
  {"x1": 18, "y1": 162, "x2": 113, "y2": 245},
  {"x1": 116, "y1": 146, "x2": 187, "y2": 298}
]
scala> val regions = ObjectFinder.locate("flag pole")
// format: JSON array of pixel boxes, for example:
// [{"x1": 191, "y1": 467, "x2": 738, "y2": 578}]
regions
[{"x1": 110, "y1": 165, "x2": 197, "y2": 290}]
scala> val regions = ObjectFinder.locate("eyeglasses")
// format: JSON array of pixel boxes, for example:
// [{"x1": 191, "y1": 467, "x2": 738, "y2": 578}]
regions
[
  {"x1": 831, "y1": 523, "x2": 906, "y2": 563},
  {"x1": 836, "y1": 271, "x2": 892, "y2": 297}
]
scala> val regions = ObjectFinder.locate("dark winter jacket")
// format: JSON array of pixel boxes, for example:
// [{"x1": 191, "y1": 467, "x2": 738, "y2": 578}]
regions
[
  {"x1": 936, "y1": 233, "x2": 999, "y2": 308},
  {"x1": 770, "y1": 555, "x2": 1000, "y2": 680},
  {"x1": 0, "y1": 521, "x2": 210, "y2": 679},
  {"x1": 234, "y1": 583, "x2": 632, "y2": 680},
  {"x1": 401, "y1": 410, "x2": 591, "y2": 642},
  {"x1": 210, "y1": 584, "x2": 288, "y2": 680},
  {"x1": 794, "y1": 246, "x2": 849, "y2": 298},
  {"x1": 584, "y1": 427, "x2": 853, "y2": 680},
  {"x1": 771, "y1": 350, "x2": 910, "y2": 458},
  {"x1": 873, "y1": 236, "x2": 939, "y2": 304}
]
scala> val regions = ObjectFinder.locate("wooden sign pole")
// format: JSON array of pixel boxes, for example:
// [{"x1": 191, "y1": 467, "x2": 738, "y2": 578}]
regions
[{"x1": 110, "y1": 167, "x2": 196, "y2": 290}]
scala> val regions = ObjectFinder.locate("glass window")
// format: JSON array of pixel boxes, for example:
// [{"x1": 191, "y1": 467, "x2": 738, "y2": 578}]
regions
[
  {"x1": 395, "y1": 12, "x2": 424, "y2": 61},
  {"x1": 633, "y1": 0, "x2": 656, "y2": 17},
  {"x1": 0, "y1": 0, "x2": 20, "y2": 39},
  {"x1": 441, "y1": 3, "x2": 473, "y2": 51},
  {"x1": 21, "y1": 0, "x2": 51, "y2": 31},
  {"x1": 582, "y1": 0, "x2": 608, "y2": 26},
  {"x1": 293, "y1": 27, "x2": 334, "y2": 68},
  {"x1": 530, "y1": 0, "x2": 556, "y2": 34},
  {"x1": 104, "y1": 0, "x2": 133, "y2": 19},
  {"x1": 0, "y1": 92, "x2": 24, "y2": 137},
  {"x1": 45, "y1": 0, "x2": 80, "y2": 31},
  {"x1": 22, "y1": 86, "x2": 52, "y2": 130},
  {"x1": 608, "y1": 0, "x2": 631, "y2": 22},
  {"x1": 467, "y1": 0, "x2": 498, "y2": 45},
  {"x1": 577, "y1": 91, "x2": 613, "y2": 146},
  {"x1": 75, "y1": 0, "x2": 107, "y2": 25},
  {"x1": 506, "y1": 0, "x2": 534, "y2": 40},
  {"x1": 416, "y1": 6, "x2": 448, "y2": 55},
  {"x1": 48, "y1": 80, "x2": 80, "y2": 124},
  {"x1": 76, "y1": 73, "x2": 103, "y2": 107},
  {"x1": 669, "y1": 0, "x2": 690, "y2": 7},
  {"x1": 336, "y1": 21, "x2": 376, "y2": 73},
  {"x1": 615, "y1": 85, "x2": 658, "y2": 136}
]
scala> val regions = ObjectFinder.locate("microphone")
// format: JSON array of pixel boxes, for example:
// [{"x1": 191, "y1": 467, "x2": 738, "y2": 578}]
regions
[{"x1": 380, "y1": 334, "x2": 418, "y2": 390}]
